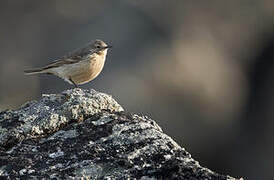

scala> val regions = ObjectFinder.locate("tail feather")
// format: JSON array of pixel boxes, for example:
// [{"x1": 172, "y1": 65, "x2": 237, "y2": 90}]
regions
[{"x1": 24, "y1": 68, "x2": 45, "y2": 75}]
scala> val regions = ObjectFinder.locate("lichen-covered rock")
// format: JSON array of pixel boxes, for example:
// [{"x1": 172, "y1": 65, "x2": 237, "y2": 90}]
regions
[
  {"x1": 0, "y1": 89, "x2": 241, "y2": 179},
  {"x1": 0, "y1": 89, "x2": 123, "y2": 151}
]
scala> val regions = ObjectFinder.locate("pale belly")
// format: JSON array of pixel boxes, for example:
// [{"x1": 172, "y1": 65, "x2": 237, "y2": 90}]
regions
[{"x1": 51, "y1": 59, "x2": 105, "y2": 85}]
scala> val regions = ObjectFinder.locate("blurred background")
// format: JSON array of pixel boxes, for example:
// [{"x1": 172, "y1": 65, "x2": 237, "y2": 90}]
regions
[{"x1": 0, "y1": 0, "x2": 274, "y2": 179}]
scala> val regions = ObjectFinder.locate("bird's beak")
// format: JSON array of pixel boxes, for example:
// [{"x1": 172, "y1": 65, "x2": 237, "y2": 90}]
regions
[{"x1": 104, "y1": 45, "x2": 112, "y2": 49}]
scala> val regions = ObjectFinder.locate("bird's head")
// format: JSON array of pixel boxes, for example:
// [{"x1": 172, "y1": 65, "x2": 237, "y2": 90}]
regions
[{"x1": 91, "y1": 39, "x2": 112, "y2": 55}]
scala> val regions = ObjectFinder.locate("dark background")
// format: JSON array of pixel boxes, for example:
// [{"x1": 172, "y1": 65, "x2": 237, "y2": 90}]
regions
[{"x1": 1, "y1": 1, "x2": 274, "y2": 179}]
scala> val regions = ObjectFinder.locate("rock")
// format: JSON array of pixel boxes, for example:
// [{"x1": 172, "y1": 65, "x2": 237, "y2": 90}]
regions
[{"x1": 0, "y1": 89, "x2": 241, "y2": 179}]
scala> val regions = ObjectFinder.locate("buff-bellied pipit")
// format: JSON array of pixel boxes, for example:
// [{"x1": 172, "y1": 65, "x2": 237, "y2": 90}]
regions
[{"x1": 24, "y1": 39, "x2": 112, "y2": 88}]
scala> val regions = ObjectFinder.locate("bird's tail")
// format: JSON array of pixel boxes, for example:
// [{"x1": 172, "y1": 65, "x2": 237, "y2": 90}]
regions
[{"x1": 24, "y1": 68, "x2": 45, "y2": 75}]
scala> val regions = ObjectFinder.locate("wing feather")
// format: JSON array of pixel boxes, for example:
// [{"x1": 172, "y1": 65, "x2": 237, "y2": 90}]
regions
[
  {"x1": 42, "y1": 59, "x2": 81, "y2": 70},
  {"x1": 42, "y1": 41, "x2": 95, "y2": 70}
]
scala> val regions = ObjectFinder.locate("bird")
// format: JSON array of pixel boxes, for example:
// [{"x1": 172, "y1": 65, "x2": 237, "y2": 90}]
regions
[{"x1": 24, "y1": 39, "x2": 112, "y2": 88}]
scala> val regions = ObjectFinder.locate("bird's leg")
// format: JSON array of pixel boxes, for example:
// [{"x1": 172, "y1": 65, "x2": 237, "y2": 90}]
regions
[{"x1": 69, "y1": 77, "x2": 78, "y2": 88}]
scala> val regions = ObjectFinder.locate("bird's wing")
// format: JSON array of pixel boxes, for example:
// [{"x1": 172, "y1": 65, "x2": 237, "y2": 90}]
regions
[
  {"x1": 63, "y1": 42, "x2": 94, "y2": 59},
  {"x1": 42, "y1": 58, "x2": 82, "y2": 70},
  {"x1": 42, "y1": 42, "x2": 94, "y2": 70}
]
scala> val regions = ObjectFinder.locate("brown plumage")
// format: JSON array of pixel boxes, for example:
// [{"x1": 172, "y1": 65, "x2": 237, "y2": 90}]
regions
[{"x1": 24, "y1": 39, "x2": 112, "y2": 87}]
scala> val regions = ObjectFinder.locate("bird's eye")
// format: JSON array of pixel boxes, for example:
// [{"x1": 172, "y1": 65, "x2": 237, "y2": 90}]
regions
[{"x1": 96, "y1": 45, "x2": 100, "y2": 48}]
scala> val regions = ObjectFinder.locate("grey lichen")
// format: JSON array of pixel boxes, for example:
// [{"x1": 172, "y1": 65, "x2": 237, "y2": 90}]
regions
[
  {"x1": 0, "y1": 88, "x2": 241, "y2": 179},
  {"x1": 0, "y1": 88, "x2": 123, "y2": 150}
]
